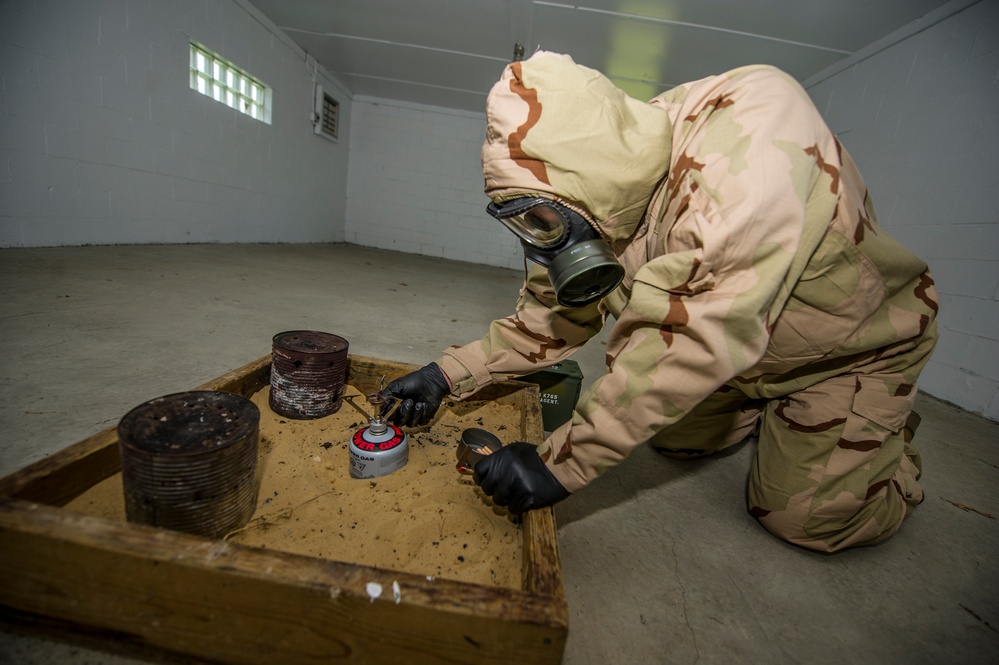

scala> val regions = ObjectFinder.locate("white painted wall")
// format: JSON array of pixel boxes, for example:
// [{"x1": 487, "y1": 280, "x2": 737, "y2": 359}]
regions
[
  {"x1": 805, "y1": 0, "x2": 999, "y2": 420},
  {"x1": 345, "y1": 96, "x2": 522, "y2": 270},
  {"x1": 0, "y1": 0, "x2": 351, "y2": 246}
]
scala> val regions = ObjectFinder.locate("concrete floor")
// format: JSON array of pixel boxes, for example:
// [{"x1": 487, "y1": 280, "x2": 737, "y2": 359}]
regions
[{"x1": 1, "y1": 243, "x2": 997, "y2": 665}]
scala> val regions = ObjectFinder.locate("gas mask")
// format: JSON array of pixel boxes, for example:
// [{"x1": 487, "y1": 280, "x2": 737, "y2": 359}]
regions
[{"x1": 487, "y1": 197, "x2": 624, "y2": 307}]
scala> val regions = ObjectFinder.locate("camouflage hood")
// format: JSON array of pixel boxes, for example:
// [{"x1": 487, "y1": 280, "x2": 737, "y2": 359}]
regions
[{"x1": 481, "y1": 51, "x2": 673, "y2": 243}]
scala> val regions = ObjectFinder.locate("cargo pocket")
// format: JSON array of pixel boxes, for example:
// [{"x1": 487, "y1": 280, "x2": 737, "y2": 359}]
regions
[
  {"x1": 850, "y1": 374, "x2": 916, "y2": 434},
  {"x1": 851, "y1": 374, "x2": 924, "y2": 518}
]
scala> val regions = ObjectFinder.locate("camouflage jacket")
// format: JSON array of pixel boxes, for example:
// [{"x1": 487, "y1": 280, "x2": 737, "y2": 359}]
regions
[{"x1": 436, "y1": 52, "x2": 936, "y2": 493}]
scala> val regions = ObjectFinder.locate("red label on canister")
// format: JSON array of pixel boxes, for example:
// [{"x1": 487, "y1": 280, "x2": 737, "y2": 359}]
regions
[{"x1": 351, "y1": 427, "x2": 405, "y2": 451}]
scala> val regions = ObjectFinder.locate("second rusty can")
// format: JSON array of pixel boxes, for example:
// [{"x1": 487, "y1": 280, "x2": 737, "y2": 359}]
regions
[{"x1": 269, "y1": 330, "x2": 349, "y2": 419}]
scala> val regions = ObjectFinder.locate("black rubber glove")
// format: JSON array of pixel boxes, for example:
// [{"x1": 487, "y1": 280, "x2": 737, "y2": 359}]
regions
[
  {"x1": 380, "y1": 363, "x2": 450, "y2": 427},
  {"x1": 473, "y1": 442, "x2": 570, "y2": 513}
]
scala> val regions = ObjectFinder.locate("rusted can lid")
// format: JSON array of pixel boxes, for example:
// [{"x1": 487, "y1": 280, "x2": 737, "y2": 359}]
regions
[{"x1": 272, "y1": 330, "x2": 349, "y2": 355}]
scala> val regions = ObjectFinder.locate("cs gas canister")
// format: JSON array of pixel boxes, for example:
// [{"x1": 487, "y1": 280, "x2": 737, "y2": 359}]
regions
[
  {"x1": 348, "y1": 418, "x2": 408, "y2": 479},
  {"x1": 343, "y1": 393, "x2": 409, "y2": 479}
]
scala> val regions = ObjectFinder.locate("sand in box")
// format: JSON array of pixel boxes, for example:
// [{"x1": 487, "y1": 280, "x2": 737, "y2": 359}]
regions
[{"x1": 65, "y1": 385, "x2": 525, "y2": 589}]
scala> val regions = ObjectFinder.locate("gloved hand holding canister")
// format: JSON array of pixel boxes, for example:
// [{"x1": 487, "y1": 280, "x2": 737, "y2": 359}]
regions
[
  {"x1": 474, "y1": 442, "x2": 570, "y2": 513},
  {"x1": 380, "y1": 362, "x2": 451, "y2": 427}
]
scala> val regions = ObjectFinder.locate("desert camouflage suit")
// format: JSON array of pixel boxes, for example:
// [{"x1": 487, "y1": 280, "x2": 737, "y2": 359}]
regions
[{"x1": 436, "y1": 52, "x2": 938, "y2": 552}]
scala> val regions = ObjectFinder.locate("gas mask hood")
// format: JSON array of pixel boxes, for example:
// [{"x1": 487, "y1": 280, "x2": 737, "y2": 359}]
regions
[
  {"x1": 487, "y1": 197, "x2": 624, "y2": 307},
  {"x1": 480, "y1": 52, "x2": 673, "y2": 244}
]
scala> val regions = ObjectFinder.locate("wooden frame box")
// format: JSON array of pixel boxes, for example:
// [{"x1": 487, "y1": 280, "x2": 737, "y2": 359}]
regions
[{"x1": 0, "y1": 355, "x2": 568, "y2": 664}]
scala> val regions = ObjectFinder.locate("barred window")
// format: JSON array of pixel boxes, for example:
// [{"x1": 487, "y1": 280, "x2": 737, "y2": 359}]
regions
[{"x1": 189, "y1": 42, "x2": 271, "y2": 124}]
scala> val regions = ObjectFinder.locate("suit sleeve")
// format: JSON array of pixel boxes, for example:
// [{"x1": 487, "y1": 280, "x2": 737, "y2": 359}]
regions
[{"x1": 436, "y1": 262, "x2": 608, "y2": 398}]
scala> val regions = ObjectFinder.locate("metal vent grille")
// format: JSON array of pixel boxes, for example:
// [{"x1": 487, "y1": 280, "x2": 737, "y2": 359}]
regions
[
  {"x1": 314, "y1": 85, "x2": 339, "y2": 142},
  {"x1": 320, "y1": 94, "x2": 338, "y2": 138}
]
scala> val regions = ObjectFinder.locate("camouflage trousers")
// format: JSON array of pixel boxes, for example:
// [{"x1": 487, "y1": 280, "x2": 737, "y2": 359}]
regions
[{"x1": 651, "y1": 323, "x2": 938, "y2": 553}]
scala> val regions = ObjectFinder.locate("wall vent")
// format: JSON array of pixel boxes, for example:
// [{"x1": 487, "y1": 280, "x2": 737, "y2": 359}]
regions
[{"x1": 314, "y1": 85, "x2": 339, "y2": 142}]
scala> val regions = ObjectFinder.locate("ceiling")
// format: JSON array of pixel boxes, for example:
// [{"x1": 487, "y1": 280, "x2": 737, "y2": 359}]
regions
[{"x1": 248, "y1": 0, "x2": 956, "y2": 113}]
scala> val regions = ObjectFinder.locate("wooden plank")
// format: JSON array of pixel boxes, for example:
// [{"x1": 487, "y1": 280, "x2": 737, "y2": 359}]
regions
[
  {"x1": 0, "y1": 426, "x2": 121, "y2": 507},
  {"x1": 342, "y1": 354, "x2": 419, "y2": 394},
  {"x1": 0, "y1": 498, "x2": 566, "y2": 665},
  {"x1": 515, "y1": 381, "x2": 566, "y2": 601},
  {"x1": 194, "y1": 354, "x2": 271, "y2": 396}
]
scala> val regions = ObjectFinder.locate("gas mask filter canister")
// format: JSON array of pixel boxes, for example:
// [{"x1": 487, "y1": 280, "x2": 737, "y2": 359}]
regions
[{"x1": 487, "y1": 198, "x2": 624, "y2": 307}]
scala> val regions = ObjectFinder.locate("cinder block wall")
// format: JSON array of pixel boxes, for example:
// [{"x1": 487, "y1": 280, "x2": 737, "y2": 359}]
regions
[
  {"x1": 345, "y1": 97, "x2": 522, "y2": 270},
  {"x1": 806, "y1": 0, "x2": 999, "y2": 420},
  {"x1": 0, "y1": 0, "x2": 350, "y2": 246}
]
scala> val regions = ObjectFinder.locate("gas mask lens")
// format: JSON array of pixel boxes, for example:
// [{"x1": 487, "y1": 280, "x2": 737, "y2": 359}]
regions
[
  {"x1": 486, "y1": 199, "x2": 568, "y2": 249},
  {"x1": 487, "y1": 197, "x2": 625, "y2": 308}
]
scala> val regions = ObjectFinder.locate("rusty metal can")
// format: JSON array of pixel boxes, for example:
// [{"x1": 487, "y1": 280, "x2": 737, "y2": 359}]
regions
[
  {"x1": 269, "y1": 330, "x2": 349, "y2": 419},
  {"x1": 118, "y1": 390, "x2": 260, "y2": 539}
]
